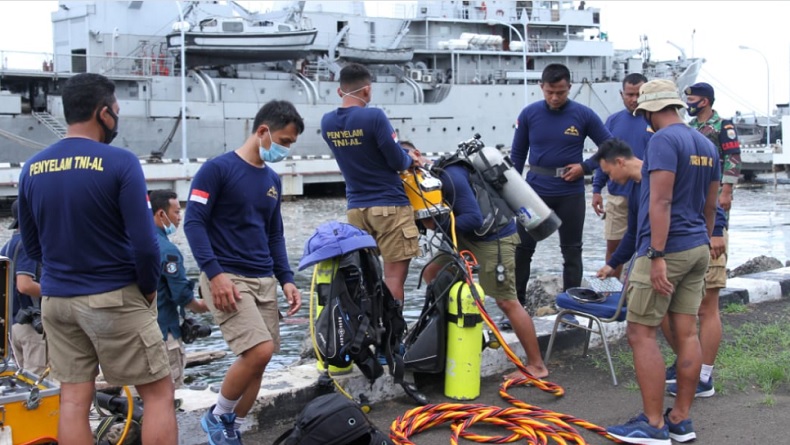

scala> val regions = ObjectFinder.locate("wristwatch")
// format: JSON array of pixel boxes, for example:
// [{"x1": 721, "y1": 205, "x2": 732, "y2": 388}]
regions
[{"x1": 646, "y1": 247, "x2": 665, "y2": 260}]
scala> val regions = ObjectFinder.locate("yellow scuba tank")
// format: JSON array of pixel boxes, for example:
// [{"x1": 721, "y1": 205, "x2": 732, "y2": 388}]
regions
[
  {"x1": 444, "y1": 281, "x2": 485, "y2": 400},
  {"x1": 313, "y1": 258, "x2": 353, "y2": 375}
]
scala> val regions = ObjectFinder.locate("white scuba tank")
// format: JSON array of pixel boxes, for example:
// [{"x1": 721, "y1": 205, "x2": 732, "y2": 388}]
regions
[{"x1": 470, "y1": 146, "x2": 562, "y2": 241}]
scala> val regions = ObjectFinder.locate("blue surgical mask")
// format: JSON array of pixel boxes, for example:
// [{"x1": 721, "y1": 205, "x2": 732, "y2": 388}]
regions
[
  {"x1": 340, "y1": 86, "x2": 369, "y2": 107},
  {"x1": 163, "y1": 213, "x2": 177, "y2": 236},
  {"x1": 259, "y1": 131, "x2": 289, "y2": 163},
  {"x1": 686, "y1": 100, "x2": 702, "y2": 116}
]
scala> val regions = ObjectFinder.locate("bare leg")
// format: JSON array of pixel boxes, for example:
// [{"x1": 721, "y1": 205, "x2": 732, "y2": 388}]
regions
[
  {"x1": 605, "y1": 239, "x2": 624, "y2": 278},
  {"x1": 627, "y1": 322, "x2": 665, "y2": 428},
  {"x1": 220, "y1": 341, "x2": 273, "y2": 417},
  {"x1": 499, "y1": 299, "x2": 549, "y2": 379},
  {"x1": 57, "y1": 381, "x2": 95, "y2": 445},
  {"x1": 667, "y1": 312, "x2": 702, "y2": 421},
  {"x1": 136, "y1": 376, "x2": 178, "y2": 445},
  {"x1": 698, "y1": 288, "x2": 722, "y2": 366},
  {"x1": 383, "y1": 259, "x2": 411, "y2": 303},
  {"x1": 660, "y1": 313, "x2": 677, "y2": 353}
]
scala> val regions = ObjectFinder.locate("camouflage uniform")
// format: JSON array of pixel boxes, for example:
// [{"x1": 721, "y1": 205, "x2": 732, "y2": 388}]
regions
[{"x1": 689, "y1": 110, "x2": 742, "y2": 189}]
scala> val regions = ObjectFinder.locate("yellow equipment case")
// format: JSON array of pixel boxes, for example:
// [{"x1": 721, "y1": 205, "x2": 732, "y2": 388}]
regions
[{"x1": 0, "y1": 255, "x2": 59, "y2": 444}]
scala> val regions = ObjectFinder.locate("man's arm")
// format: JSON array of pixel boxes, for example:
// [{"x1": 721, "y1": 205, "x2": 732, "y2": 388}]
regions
[
  {"x1": 704, "y1": 181, "x2": 720, "y2": 238},
  {"x1": 442, "y1": 167, "x2": 484, "y2": 235},
  {"x1": 718, "y1": 120, "x2": 742, "y2": 211},
  {"x1": 580, "y1": 112, "x2": 614, "y2": 174},
  {"x1": 268, "y1": 177, "x2": 295, "y2": 287},
  {"x1": 183, "y1": 162, "x2": 241, "y2": 313},
  {"x1": 183, "y1": 163, "x2": 223, "y2": 280},
  {"x1": 374, "y1": 110, "x2": 413, "y2": 172},
  {"x1": 591, "y1": 168, "x2": 608, "y2": 215},
  {"x1": 510, "y1": 108, "x2": 530, "y2": 175},
  {"x1": 119, "y1": 157, "x2": 161, "y2": 297},
  {"x1": 649, "y1": 170, "x2": 675, "y2": 296},
  {"x1": 15, "y1": 249, "x2": 40, "y2": 298},
  {"x1": 607, "y1": 183, "x2": 639, "y2": 269},
  {"x1": 17, "y1": 173, "x2": 41, "y2": 262},
  {"x1": 17, "y1": 274, "x2": 41, "y2": 299},
  {"x1": 161, "y1": 249, "x2": 198, "y2": 308}
]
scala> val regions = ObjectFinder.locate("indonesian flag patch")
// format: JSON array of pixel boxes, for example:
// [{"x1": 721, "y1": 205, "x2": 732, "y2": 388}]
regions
[
  {"x1": 190, "y1": 189, "x2": 209, "y2": 205},
  {"x1": 146, "y1": 194, "x2": 152, "y2": 209}
]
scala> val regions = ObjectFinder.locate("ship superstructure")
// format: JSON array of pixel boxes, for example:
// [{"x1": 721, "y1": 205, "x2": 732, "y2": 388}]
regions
[{"x1": 0, "y1": 0, "x2": 702, "y2": 195}]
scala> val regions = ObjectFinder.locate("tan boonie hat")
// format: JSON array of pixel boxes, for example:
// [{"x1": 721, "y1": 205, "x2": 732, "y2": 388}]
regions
[{"x1": 633, "y1": 79, "x2": 686, "y2": 115}]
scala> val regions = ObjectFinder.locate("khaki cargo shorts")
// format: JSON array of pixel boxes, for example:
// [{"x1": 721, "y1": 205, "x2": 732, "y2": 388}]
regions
[
  {"x1": 347, "y1": 205, "x2": 420, "y2": 262},
  {"x1": 41, "y1": 284, "x2": 170, "y2": 386},
  {"x1": 705, "y1": 229, "x2": 728, "y2": 290},
  {"x1": 10, "y1": 323, "x2": 47, "y2": 376},
  {"x1": 604, "y1": 194, "x2": 628, "y2": 240},
  {"x1": 625, "y1": 244, "x2": 710, "y2": 326},
  {"x1": 166, "y1": 333, "x2": 186, "y2": 389},
  {"x1": 200, "y1": 273, "x2": 280, "y2": 356},
  {"x1": 457, "y1": 233, "x2": 519, "y2": 301}
]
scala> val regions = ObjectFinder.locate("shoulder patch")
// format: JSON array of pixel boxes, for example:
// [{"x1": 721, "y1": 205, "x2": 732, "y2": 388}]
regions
[
  {"x1": 164, "y1": 262, "x2": 178, "y2": 275},
  {"x1": 267, "y1": 185, "x2": 279, "y2": 199},
  {"x1": 166, "y1": 254, "x2": 179, "y2": 262}
]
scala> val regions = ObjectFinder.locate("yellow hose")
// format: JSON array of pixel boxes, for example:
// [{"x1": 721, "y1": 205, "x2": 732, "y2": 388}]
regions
[{"x1": 116, "y1": 385, "x2": 134, "y2": 445}]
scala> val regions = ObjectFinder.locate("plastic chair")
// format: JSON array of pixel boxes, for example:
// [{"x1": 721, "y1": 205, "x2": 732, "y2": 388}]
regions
[{"x1": 543, "y1": 290, "x2": 627, "y2": 385}]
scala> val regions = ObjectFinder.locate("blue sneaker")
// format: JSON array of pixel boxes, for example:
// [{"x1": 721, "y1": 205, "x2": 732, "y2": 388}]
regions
[
  {"x1": 606, "y1": 413, "x2": 670, "y2": 445},
  {"x1": 665, "y1": 361, "x2": 677, "y2": 383},
  {"x1": 664, "y1": 408, "x2": 697, "y2": 443},
  {"x1": 201, "y1": 405, "x2": 242, "y2": 445},
  {"x1": 667, "y1": 377, "x2": 715, "y2": 398}
]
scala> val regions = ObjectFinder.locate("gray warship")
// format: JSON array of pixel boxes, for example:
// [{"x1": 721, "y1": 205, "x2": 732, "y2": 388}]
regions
[{"x1": 0, "y1": 0, "x2": 702, "y2": 195}]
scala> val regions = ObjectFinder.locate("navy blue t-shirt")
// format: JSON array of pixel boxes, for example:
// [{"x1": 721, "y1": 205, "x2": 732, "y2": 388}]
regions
[
  {"x1": 321, "y1": 106, "x2": 412, "y2": 208},
  {"x1": 18, "y1": 138, "x2": 160, "y2": 297},
  {"x1": 636, "y1": 124, "x2": 720, "y2": 256},
  {"x1": 0, "y1": 233, "x2": 38, "y2": 318},
  {"x1": 593, "y1": 109, "x2": 652, "y2": 196},
  {"x1": 184, "y1": 151, "x2": 294, "y2": 285},
  {"x1": 609, "y1": 182, "x2": 727, "y2": 269},
  {"x1": 438, "y1": 165, "x2": 517, "y2": 242},
  {"x1": 511, "y1": 100, "x2": 612, "y2": 196}
]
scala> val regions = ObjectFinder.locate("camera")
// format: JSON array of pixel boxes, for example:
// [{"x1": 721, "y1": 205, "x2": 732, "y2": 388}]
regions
[
  {"x1": 15, "y1": 307, "x2": 44, "y2": 335},
  {"x1": 180, "y1": 317, "x2": 212, "y2": 344}
]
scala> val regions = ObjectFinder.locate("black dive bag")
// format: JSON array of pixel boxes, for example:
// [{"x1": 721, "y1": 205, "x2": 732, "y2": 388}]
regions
[{"x1": 272, "y1": 393, "x2": 393, "y2": 445}]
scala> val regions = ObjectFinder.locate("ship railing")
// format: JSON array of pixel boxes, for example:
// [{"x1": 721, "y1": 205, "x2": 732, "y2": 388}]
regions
[
  {"x1": 0, "y1": 49, "x2": 177, "y2": 78},
  {"x1": 0, "y1": 49, "x2": 55, "y2": 72},
  {"x1": 399, "y1": 35, "x2": 567, "y2": 54}
]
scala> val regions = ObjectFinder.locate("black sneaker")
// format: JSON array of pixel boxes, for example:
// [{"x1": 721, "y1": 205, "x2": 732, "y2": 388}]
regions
[{"x1": 664, "y1": 408, "x2": 697, "y2": 443}]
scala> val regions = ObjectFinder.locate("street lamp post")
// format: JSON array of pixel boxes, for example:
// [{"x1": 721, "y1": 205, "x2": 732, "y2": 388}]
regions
[
  {"x1": 739, "y1": 45, "x2": 771, "y2": 147},
  {"x1": 487, "y1": 19, "x2": 528, "y2": 106},
  {"x1": 175, "y1": 1, "x2": 189, "y2": 164}
]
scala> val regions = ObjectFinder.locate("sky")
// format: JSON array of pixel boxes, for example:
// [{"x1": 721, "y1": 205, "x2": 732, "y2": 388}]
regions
[{"x1": 1, "y1": 0, "x2": 788, "y2": 119}]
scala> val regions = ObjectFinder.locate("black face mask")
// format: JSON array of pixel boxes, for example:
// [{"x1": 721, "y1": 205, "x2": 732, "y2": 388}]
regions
[{"x1": 96, "y1": 105, "x2": 119, "y2": 144}]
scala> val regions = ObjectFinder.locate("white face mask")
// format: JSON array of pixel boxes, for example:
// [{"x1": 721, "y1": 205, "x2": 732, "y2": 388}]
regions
[
  {"x1": 162, "y1": 213, "x2": 177, "y2": 236},
  {"x1": 340, "y1": 86, "x2": 369, "y2": 107}
]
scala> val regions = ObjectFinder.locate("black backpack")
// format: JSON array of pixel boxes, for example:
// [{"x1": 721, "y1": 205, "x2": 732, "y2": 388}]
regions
[
  {"x1": 272, "y1": 393, "x2": 393, "y2": 445},
  {"x1": 314, "y1": 249, "x2": 406, "y2": 383},
  {"x1": 402, "y1": 259, "x2": 463, "y2": 373}
]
